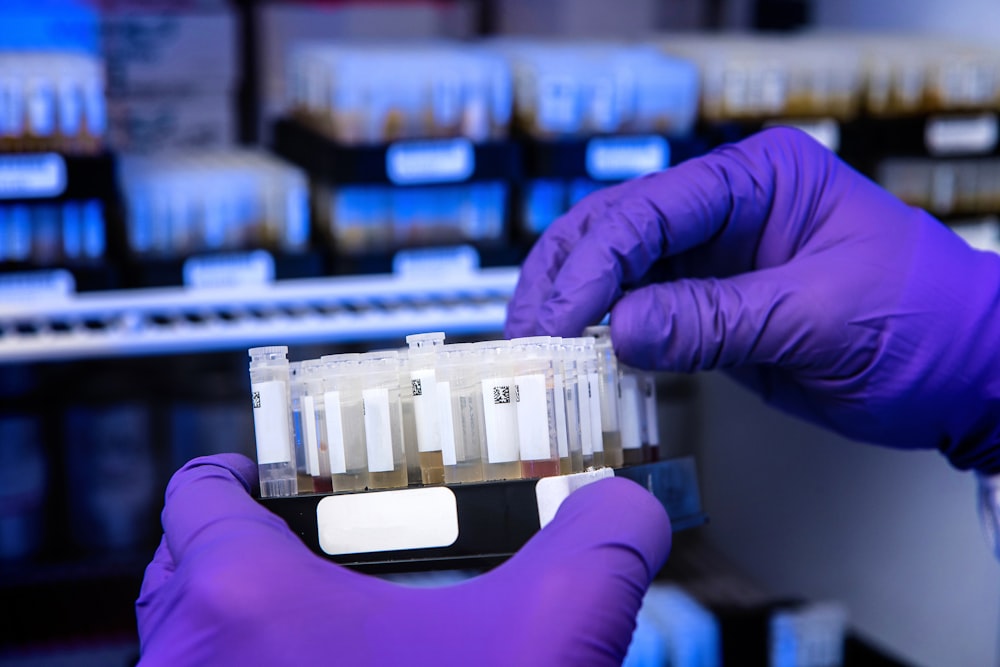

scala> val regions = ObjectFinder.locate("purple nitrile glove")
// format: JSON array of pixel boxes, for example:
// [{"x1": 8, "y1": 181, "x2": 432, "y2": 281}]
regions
[
  {"x1": 506, "y1": 127, "x2": 1000, "y2": 474},
  {"x1": 135, "y1": 454, "x2": 671, "y2": 666}
]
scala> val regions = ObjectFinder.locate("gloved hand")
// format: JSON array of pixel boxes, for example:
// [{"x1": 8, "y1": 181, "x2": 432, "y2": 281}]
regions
[
  {"x1": 135, "y1": 454, "x2": 671, "y2": 666},
  {"x1": 507, "y1": 127, "x2": 1000, "y2": 474}
]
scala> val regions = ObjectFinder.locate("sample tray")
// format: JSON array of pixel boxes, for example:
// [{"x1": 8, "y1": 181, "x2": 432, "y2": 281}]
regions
[{"x1": 259, "y1": 456, "x2": 705, "y2": 573}]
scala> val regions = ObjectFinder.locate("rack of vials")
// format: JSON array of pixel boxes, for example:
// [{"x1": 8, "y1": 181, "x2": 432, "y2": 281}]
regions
[{"x1": 251, "y1": 326, "x2": 705, "y2": 571}]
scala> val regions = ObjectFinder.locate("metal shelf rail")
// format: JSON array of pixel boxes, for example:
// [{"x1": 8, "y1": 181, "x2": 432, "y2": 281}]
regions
[{"x1": 0, "y1": 266, "x2": 519, "y2": 363}]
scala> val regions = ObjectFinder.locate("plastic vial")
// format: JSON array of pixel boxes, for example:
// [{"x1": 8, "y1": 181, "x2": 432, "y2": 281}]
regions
[
  {"x1": 571, "y1": 337, "x2": 604, "y2": 467},
  {"x1": 556, "y1": 339, "x2": 585, "y2": 472},
  {"x1": 510, "y1": 336, "x2": 561, "y2": 479},
  {"x1": 439, "y1": 343, "x2": 485, "y2": 484},
  {"x1": 618, "y1": 368, "x2": 647, "y2": 465},
  {"x1": 641, "y1": 372, "x2": 661, "y2": 462},
  {"x1": 321, "y1": 353, "x2": 369, "y2": 492},
  {"x1": 396, "y1": 350, "x2": 423, "y2": 486},
  {"x1": 476, "y1": 340, "x2": 522, "y2": 481},
  {"x1": 300, "y1": 360, "x2": 333, "y2": 493},
  {"x1": 584, "y1": 325, "x2": 624, "y2": 467},
  {"x1": 289, "y1": 362, "x2": 316, "y2": 493},
  {"x1": 249, "y1": 346, "x2": 297, "y2": 497},
  {"x1": 360, "y1": 351, "x2": 409, "y2": 489},
  {"x1": 406, "y1": 332, "x2": 447, "y2": 485}
]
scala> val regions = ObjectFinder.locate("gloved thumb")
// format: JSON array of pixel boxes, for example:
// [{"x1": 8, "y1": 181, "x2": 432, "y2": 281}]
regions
[{"x1": 609, "y1": 265, "x2": 859, "y2": 373}]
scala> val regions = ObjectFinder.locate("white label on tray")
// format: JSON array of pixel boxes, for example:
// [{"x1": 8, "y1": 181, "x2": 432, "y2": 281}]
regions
[
  {"x1": 324, "y1": 391, "x2": 347, "y2": 474},
  {"x1": 363, "y1": 388, "x2": 394, "y2": 473},
  {"x1": 586, "y1": 135, "x2": 669, "y2": 181},
  {"x1": 535, "y1": 468, "x2": 615, "y2": 528},
  {"x1": 317, "y1": 486, "x2": 458, "y2": 555},
  {"x1": 0, "y1": 153, "x2": 66, "y2": 200},
  {"x1": 925, "y1": 113, "x2": 998, "y2": 156},
  {"x1": 251, "y1": 381, "x2": 291, "y2": 465},
  {"x1": 302, "y1": 395, "x2": 320, "y2": 476},
  {"x1": 386, "y1": 138, "x2": 474, "y2": 185},
  {"x1": 515, "y1": 373, "x2": 550, "y2": 462},
  {"x1": 481, "y1": 377, "x2": 519, "y2": 463}
]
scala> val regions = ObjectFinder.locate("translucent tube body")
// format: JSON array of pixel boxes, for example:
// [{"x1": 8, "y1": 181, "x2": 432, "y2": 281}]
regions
[
  {"x1": 618, "y1": 367, "x2": 647, "y2": 465},
  {"x1": 406, "y1": 332, "x2": 447, "y2": 485},
  {"x1": 360, "y1": 351, "x2": 408, "y2": 489},
  {"x1": 584, "y1": 325, "x2": 623, "y2": 467},
  {"x1": 321, "y1": 353, "x2": 369, "y2": 492},
  {"x1": 396, "y1": 350, "x2": 422, "y2": 486},
  {"x1": 476, "y1": 340, "x2": 522, "y2": 480},
  {"x1": 439, "y1": 343, "x2": 485, "y2": 484},
  {"x1": 571, "y1": 337, "x2": 604, "y2": 467},
  {"x1": 249, "y1": 346, "x2": 297, "y2": 497},
  {"x1": 556, "y1": 339, "x2": 585, "y2": 472},
  {"x1": 289, "y1": 362, "x2": 316, "y2": 493},
  {"x1": 301, "y1": 360, "x2": 333, "y2": 493},
  {"x1": 641, "y1": 372, "x2": 660, "y2": 461},
  {"x1": 510, "y1": 336, "x2": 560, "y2": 479}
]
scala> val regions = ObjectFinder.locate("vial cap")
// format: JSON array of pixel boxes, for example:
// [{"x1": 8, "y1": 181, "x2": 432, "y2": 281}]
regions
[
  {"x1": 249, "y1": 345, "x2": 288, "y2": 359},
  {"x1": 406, "y1": 331, "x2": 446, "y2": 346},
  {"x1": 510, "y1": 335, "x2": 552, "y2": 346}
]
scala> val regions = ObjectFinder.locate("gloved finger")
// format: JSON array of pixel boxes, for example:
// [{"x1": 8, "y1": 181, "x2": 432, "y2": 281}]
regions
[
  {"x1": 160, "y1": 453, "x2": 306, "y2": 566},
  {"x1": 138, "y1": 535, "x2": 175, "y2": 604},
  {"x1": 608, "y1": 263, "x2": 872, "y2": 374},
  {"x1": 488, "y1": 477, "x2": 671, "y2": 665}
]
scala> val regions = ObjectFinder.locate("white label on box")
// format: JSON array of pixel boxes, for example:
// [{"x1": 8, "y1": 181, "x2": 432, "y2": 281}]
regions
[
  {"x1": 535, "y1": 468, "x2": 615, "y2": 528},
  {"x1": 515, "y1": 373, "x2": 550, "y2": 462},
  {"x1": 324, "y1": 391, "x2": 347, "y2": 474},
  {"x1": 302, "y1": 395, "x2": 320, "y2": 476},
  {"x1": 577, "y1": 377, "x2": 594, "y2": 456},
  {"x1": 481, "y1": 377, "x2": 519, "y2": 463},
  {"x1": 386, "y1": 138, "x2": 474, "y2": 186},
  {"x1": 586, "y1": 135, "x2": 669, "y2": 181},
  {"x1": 363, "y1": 388, "x2": 394, "y2": 473},
  {"x1": 620, "y1": 374, "x2": 643, "y2": 450},
  {"x1": 588, "y1": 372, "x2": 604, "y2": 453},
  {"x1": 251, "y1": 381, "x2": 291, "y2": 465},
  {"x1": 437, "y1": 380, "x2": 457, "y2": 466},
  {"x1": 317, "y1": 486, "x2": 458, "y2": 555},
  {"x1": 553, "y1": 374, "x2": 569, "y2": 459},
  {"x1": 766, "y1": 118, "x2": 840, "y2": 153},
  {"x1": 412, "y1": 368, "x2": 441, "y2": 453},
  {"x1": 925, "y1": 114, "x2": 998, "y2": 156},
  {"x1": 0, "y1": 153, "x2": 66, "y2": 200},
  {"x1": 183, "y1": 250, "x2": 275, "y2": 289}
]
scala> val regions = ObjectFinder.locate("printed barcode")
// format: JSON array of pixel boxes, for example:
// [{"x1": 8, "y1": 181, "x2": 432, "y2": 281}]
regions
[
  {"x1": 493, "y1": 385, "x2": 510, "y2": 405},
  {"x1": 252, "y1": 391, "x2": 261, "y2": 409},
  {"x1": 412, "y1": 378, "x2": 422, "y2": 396}
]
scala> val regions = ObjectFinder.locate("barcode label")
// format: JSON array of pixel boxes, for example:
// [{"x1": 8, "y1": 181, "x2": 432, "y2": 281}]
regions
[
  {"x1": 515, "y1": 374, "x2": 551, "y2": 462},
  {"x1": 363, "y1": 388, "x2": 395, "y2": 473},
  {"x1": 324, "y1": 391, "x2": 347, "y2": 474},
  {"x1": 412, "y1": 369, "x2": 441, "y2": 453},
  {"x1": 251, "y1": 380, "x2": 291, "y2": 465},
  {"x1": 482, "y1": 378, "x2": 519, "y2": 463},
  {"x1": 493, "y1": 385, "x2": 511, "y2": 405}
]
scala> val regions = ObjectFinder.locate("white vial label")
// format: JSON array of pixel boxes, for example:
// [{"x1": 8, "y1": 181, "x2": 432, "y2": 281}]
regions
[
  {"x1": 643, "y1": 378, "x2": 660, "y2": 446},
  {"x1": 587, "y1": 372, "x2": 604, "y2": 453},
  {"x1": 251, "y1": 381, "x2": 292, "y2": 465},
  {"x1": 411, "y1": 369, "x2": 441, "y2": 453},
  {"x1": 481, "y1": 378, "x2": 519, "y2": 463},
  {"x1": 437, "y1": 380, "x2": 457, "y2": 466},
  {"x1": 553, "y1": 374, "x2": 569, "y2": 459},
  {"x1": 577, "y1": 377, "x2": 594, "y2": 456},
  {"x1": 619, "y1": 374, "x2": 643, "y2": 450},
  {"x1": 363, "y1": 388, "x2": 394, "y2": 473},
  {"x1": 515, "y1": 373, "x2": 550, "y2": 461},
  {"x1": 302, "y1": 395, "x2": 320, "y2": 476},
  {"x1": 324, "y1": 391, "x2": 347, "y2": 474}
]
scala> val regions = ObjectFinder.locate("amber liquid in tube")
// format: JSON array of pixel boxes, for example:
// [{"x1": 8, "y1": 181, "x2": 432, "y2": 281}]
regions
[
  {"x1": 522, "y1": 459, "x2": 560, "y2": 479},
  {"x1": 419, "y1": 450, "x2": 445, "y2": 485},
  {"x1": 603, "y1": 431, "x2": 624, "y2": 468},
  {"x1": 623, "y1": 447, "x2": 646, "y2": 466},
  {"x1": 444, "y1": 461, "x2": 483, "y2": 484}
]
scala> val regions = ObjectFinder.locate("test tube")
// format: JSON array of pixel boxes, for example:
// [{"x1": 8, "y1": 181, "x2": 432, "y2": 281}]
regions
[
  {"x1": 571, "y1": 337, "x2": 604, "y2": 467},
  {"x1": 583, "y1": 325, "x2": 624, "y2": 467},
  {"x1": 300, "y1": 360, "x2": 333, "y2": 493},
  {"x1": 249, "y1": 346, "x2": 297, "y2": 497},
  {"x1": 510, "y1": 336, "x2": 561, "y2": 479},
  {"x1": 556, "y1": 339, "x2": 585, "y2": 472},
  {"x1": 406, "y1": 332, "x2": 449, "y2": 484},
  {"x1": 321, "y1": 353, "x2": 369, "y2": 492},
  {"x1": 618, "y1": 367, "x2": 646, "y2": 465},
  {"x1": 396, "y1": 350, "x2": 422, "y2": 486},
  {"x1": 641, "y1": 372, "x2": 661, "y2": 461},
  {"x1": 289, "y1": 362, "x2": 316, "y2": 493},
  {"x1": 439, "y1": 343, "x2": 485, "y2": 484},
  {"x1": 360, "y1": 351, "x2": 409, "y2": 489},
  {"x1": 476, "y1": 340, "x2": 522, "y2": 480},
  {"x1": 548, "y1": 336, "x2": 576, "y2": 473}
]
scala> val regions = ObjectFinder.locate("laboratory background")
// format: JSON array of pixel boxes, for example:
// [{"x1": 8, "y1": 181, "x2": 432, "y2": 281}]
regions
[{"x1": 1, "y1": 0, "x2": 999, "y2": 665}]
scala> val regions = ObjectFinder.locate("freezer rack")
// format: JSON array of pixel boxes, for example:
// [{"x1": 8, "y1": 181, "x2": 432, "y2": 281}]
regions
[
  {"x1": 0, "y1": 265, "x2": 518, "y2": 363},
  {"x1": 259, "y1": 457, "x2": 705, "y2": 573}
]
